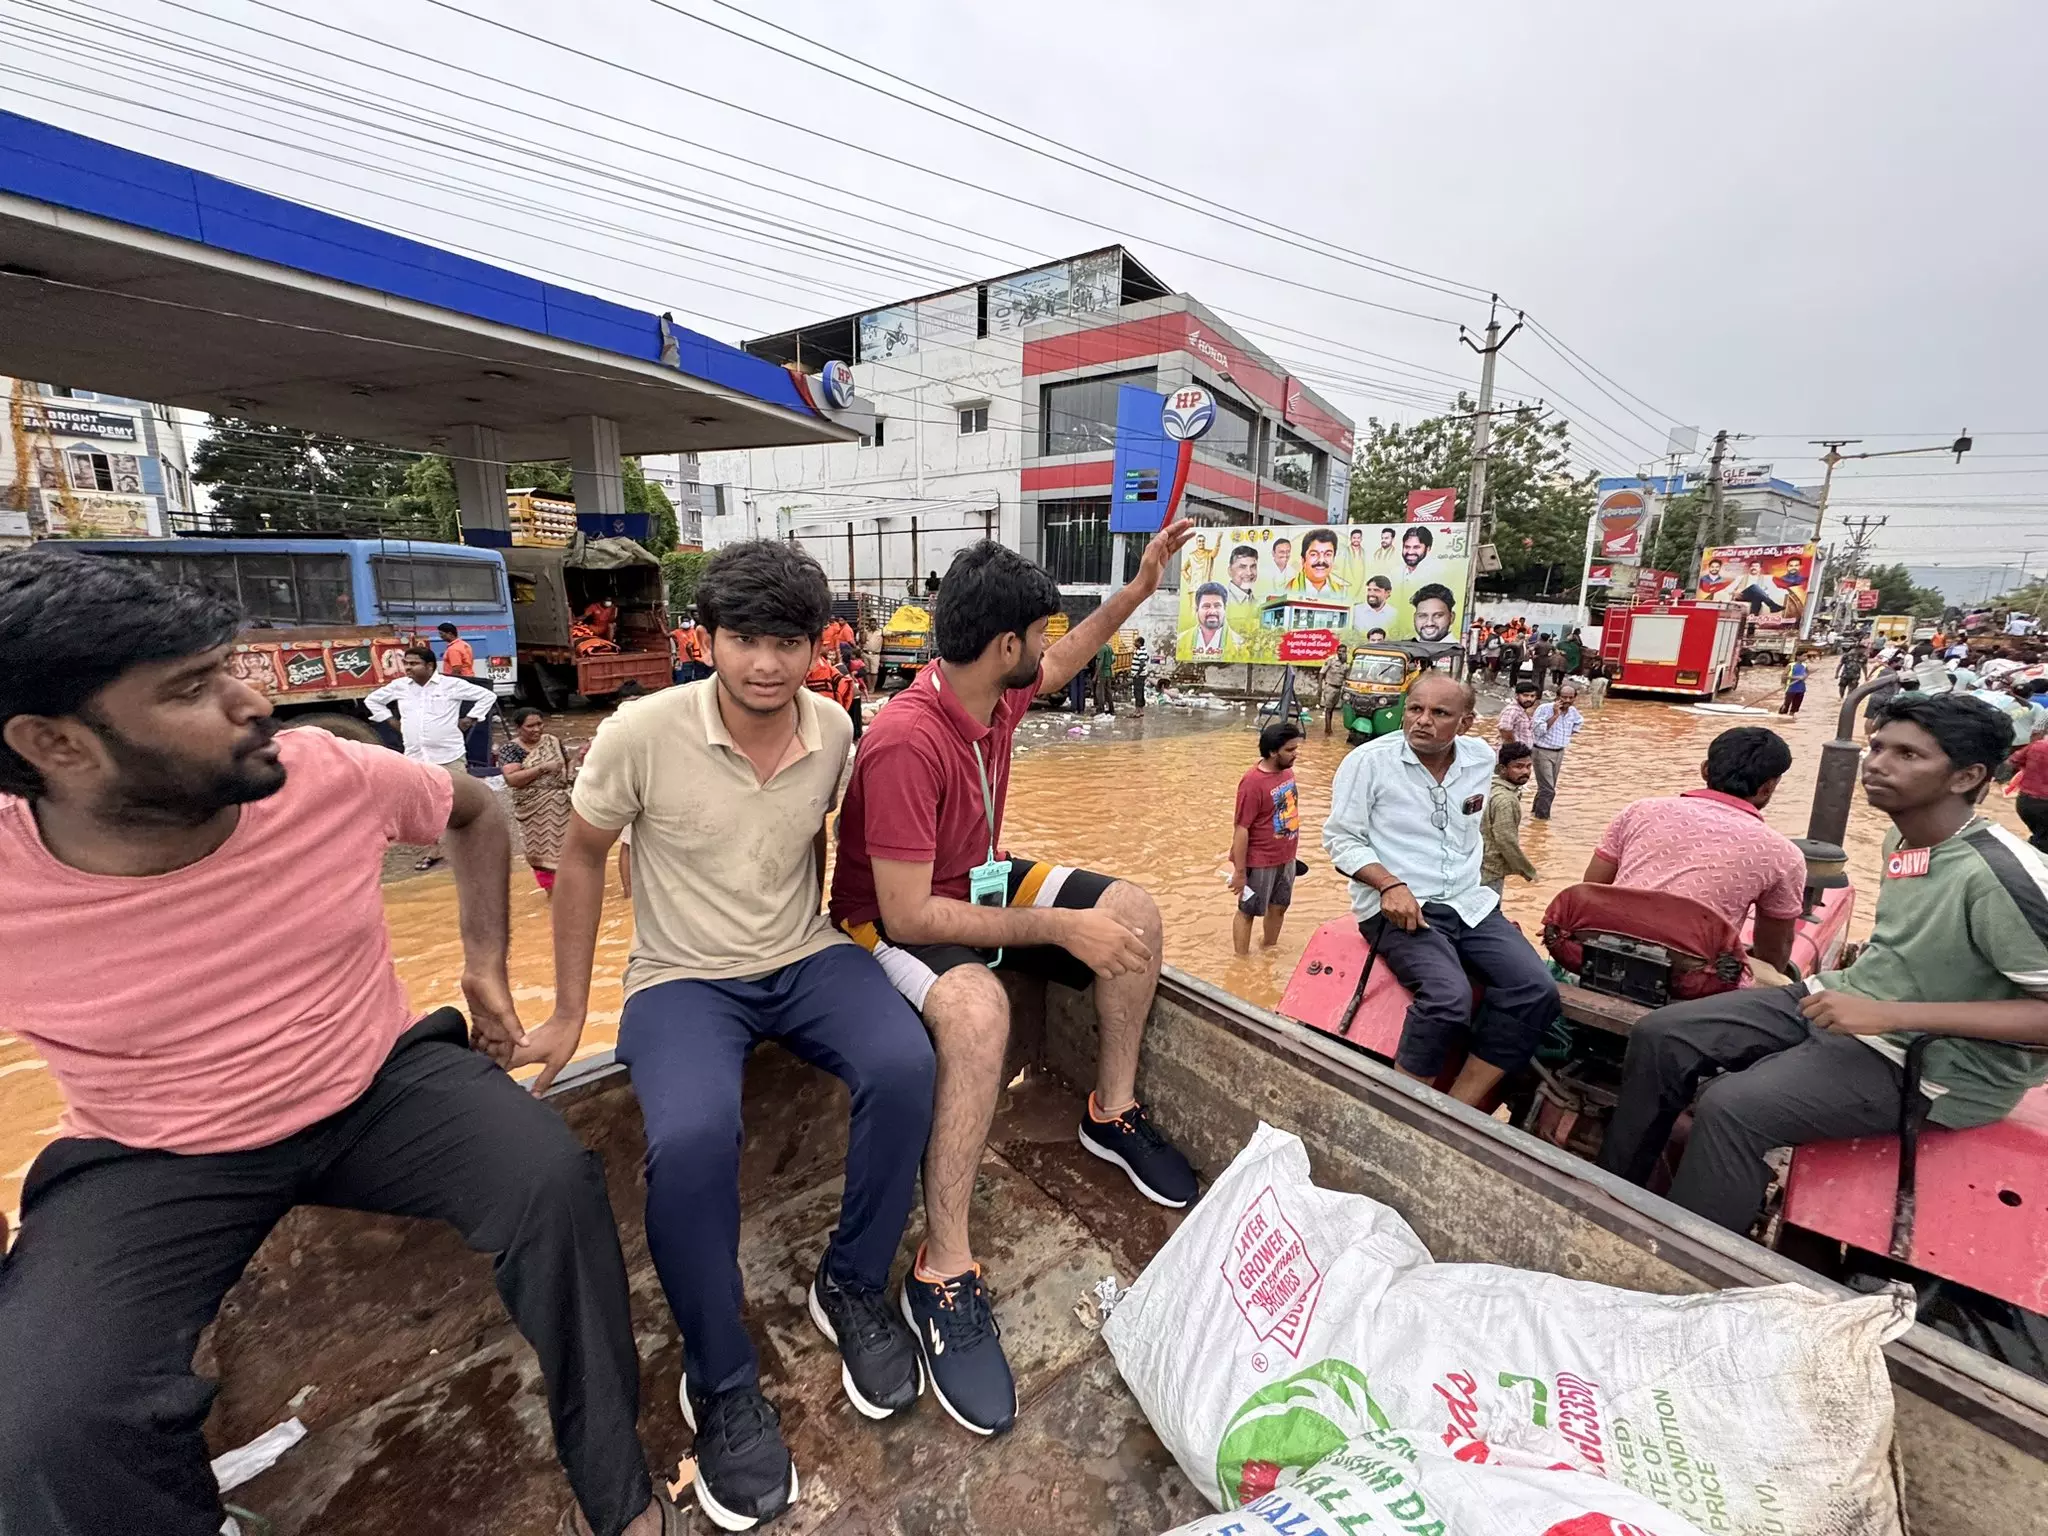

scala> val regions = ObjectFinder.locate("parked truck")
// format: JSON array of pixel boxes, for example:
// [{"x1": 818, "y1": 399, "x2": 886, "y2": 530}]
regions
[{"x1": 502, "y1": 537, "x2": 671, "y2": 709}]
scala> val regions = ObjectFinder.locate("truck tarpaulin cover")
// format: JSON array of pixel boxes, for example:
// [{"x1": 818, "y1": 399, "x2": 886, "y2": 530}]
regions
[
  {"x1": 1104, "y1": 1124, "x2": 1911, "y2": 1536},
  {"x1": 561, "y1": 534, "x2": 660, "y2": 570}
]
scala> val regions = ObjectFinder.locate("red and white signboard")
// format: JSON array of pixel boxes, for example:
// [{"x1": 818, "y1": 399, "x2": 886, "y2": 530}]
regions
[
  {"x1": 1587, "y1": 563, "x2": 1614, "y2": 587},
  {"x1": 1405, "y1": 488, "x2": 1458, "y2": 524},
  {"x1": 1276, "y1": 628, "x2": 1344, "y2": 664},
  {"x1": 1596, "y1": 489, "x2": 1646, "y2": 557}
]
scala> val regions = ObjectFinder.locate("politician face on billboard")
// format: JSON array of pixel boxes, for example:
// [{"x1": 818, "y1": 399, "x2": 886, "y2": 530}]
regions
[{"x1": 1176, "y1": 522, "x2": 1472, "y2": 665}]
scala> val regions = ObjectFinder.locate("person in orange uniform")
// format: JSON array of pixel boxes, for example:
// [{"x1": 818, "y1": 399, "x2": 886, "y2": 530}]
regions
[
  {"x1": 671, "y1": 616, "x2": 711, "y2": 684},
  {"x1": 437, "y1": 623, "x2": 490, "y2": 772},
  {"x1": 437, "y1": 622, "x2": 475, "y2": 678},
  {"x1": 577, "y1": 598, "x2": 619, "y2": 642}
]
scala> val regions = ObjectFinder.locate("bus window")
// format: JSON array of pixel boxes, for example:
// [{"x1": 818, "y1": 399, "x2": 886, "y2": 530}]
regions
[
  {"x1": 236, "y1": 554, "x2": 299, "y2": 625},
  {"x1": 373, "y1": 556, "x2": 504, "y2": 613},
  {"x1": 292, "y1": 554, "x2": 354, "y2": 623}
]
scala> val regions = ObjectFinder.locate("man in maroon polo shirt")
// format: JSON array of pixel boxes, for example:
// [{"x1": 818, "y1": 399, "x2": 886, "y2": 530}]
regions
[{"x1": 831, "y1": 520, "x2": 1198, "y2": 1438}]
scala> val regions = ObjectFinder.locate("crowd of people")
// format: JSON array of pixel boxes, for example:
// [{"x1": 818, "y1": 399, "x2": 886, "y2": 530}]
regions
[
  {"x1": 8, "y1": 526, "x2": 2048, "y2": 1535},
  {"x1": 0, "y1": 524, "x2": 1203, "y2": 1535}
]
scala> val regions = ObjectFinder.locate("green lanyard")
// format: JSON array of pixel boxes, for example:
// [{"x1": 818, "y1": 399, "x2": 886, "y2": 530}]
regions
[
  {"x1": 969, "y1": 741, "x2": 1007, "y2": 968},
  {"x1": 972, "y1": 742, "x2": 999, "y2": 862}
]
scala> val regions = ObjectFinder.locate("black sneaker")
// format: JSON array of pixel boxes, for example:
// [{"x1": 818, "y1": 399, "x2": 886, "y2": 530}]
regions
[
  {"x1": 1079, "y1": 1099, "x2": 1198, "y2": 1208},
  {"x1": 678, "y1": 1378, "x2": 799, "y2": 1532},
  {"x1": 808, "y1": 1253, "x2": 923, "y2": 1419},
  {"x1": 900, "y1": 1260, "x2": 1015, "y2": 1437}
]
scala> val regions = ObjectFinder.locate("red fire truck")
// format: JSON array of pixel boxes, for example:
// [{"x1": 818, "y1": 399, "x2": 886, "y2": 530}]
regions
[{"x1": 1599, "y1": 599, "x2": 1745, "y2": 699}]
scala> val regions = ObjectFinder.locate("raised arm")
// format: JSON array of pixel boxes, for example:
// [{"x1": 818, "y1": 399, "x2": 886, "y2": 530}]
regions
[{"x1": 1041, "y1": 518, "x2": 1196, "y2": 694}]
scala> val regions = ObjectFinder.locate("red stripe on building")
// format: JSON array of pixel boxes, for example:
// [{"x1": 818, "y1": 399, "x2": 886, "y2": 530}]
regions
[
  {"x1": 1021, "y1": 460, "x2": 1114, "y2": 493},
  {"x1": 1283, "y1": 378, "x2": 1356, "y2": 457}
]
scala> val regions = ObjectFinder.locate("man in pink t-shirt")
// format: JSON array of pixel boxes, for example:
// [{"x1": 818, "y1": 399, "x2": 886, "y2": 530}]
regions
[
  {"x1": 1584, "y1": 726, "x2": 1807, "y2": 971},
  {"x1": 0, "y1": 551, "x2": 674, "y2": 1536}
]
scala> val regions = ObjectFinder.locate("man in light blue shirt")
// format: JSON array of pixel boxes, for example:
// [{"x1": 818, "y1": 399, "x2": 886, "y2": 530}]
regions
[
  {"x1": 1322, "y1": 672, "x2": 1559, "y2": 1106},
  {"x1": 1528, "y1": 682, "x2": 1586, "y2": 819}
]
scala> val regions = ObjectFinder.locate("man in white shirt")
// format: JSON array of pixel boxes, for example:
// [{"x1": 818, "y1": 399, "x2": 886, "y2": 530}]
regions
[
  {"x1": 1322, "y1": 672, "x2": 1559, "y2": 1105},
  {"x1": 365, "y1": 646, "x2": 498, "y2": 771},
  {"x1": 1528, "y1": 683, "x2": 1587, "y2": 819}
]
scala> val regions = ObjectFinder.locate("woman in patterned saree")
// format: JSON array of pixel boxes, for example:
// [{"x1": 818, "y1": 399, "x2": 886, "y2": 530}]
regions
[{"x1": 499, "y1": 706, "x2": 575, "y2": 892}]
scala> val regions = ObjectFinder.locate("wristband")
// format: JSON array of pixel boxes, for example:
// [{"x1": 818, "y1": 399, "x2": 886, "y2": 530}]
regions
[{"x1": 1376, "y1": 880, "x2": 1409, "y2": 897}]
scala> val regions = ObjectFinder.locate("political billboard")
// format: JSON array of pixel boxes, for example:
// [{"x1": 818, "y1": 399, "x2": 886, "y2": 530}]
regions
[
  {"x1": 1176, "y1": 521, "x2": 1473, "y2": 665},
  {"x1": 1696, "y1": 542, "x2": 1818, "y2": 628}
]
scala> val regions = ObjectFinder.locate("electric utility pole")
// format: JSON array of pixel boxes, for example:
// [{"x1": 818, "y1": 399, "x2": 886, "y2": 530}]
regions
[
  {"x1": 1458, "y1": 295, "x2": 1523, "y2": 631},
  {"x1": 1838, "y1": 514, "x2": 1887, "y2": 576},
  {"x1": 1689, "y1": 429, "x2": 1730, "y2": 582}
]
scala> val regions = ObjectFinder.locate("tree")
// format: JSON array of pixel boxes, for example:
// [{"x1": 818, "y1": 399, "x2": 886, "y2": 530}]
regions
[
  {"x1": 661, "y1": 548, "x2": 710, "y2": 613},
  {"x1": 1863, "y1": 562, "x2": 1946, "y2": 618},
  {"x1": 1644, "y1": 488, "x2": 1709, "y2": 577},
  {"x1": 191, "y1": 416, "x2": 425, "y2": 535},
  {"x1": 1347, "y1": 397, "x2": 1598, "y2": 599}
]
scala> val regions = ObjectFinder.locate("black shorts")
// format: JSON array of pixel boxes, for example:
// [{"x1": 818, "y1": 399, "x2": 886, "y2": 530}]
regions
[{"x1": 843, "y1": 858, "x2": 1116, "y2": 1011}]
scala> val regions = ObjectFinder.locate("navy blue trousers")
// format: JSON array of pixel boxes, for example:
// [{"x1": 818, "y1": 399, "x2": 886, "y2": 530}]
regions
[
  {"x1": 1367, "y1": 903, "x2": 1558, "y2": 1076},
  {"x1": 617, "y1": 946, "x2": 935, "y2": 1396}
]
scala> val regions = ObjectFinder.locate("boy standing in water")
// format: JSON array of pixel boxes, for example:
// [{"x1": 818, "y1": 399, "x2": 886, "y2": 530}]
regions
[{"x1": 1231, "y1": 720, "x2": 1304, "y2": 954}]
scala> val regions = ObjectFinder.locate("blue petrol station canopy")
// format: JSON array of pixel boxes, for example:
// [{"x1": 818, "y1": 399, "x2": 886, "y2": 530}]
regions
[{"x1": 0, "y1": 110, "x2": 851, "y2": 459}]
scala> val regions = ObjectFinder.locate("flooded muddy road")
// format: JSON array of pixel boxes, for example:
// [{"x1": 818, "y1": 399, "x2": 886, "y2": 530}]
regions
[{"x1": 0, "y1": 674, "x2": 2024, "y2": 1224}]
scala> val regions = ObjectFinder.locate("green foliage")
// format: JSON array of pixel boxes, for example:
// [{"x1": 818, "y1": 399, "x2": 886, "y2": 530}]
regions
[
  {"x1": 191, "y1": 416, "x2": 428, "y2": 535},
  {"x1": 661, "y1": 548, "x2": 710, "y2": 614},
  {"x1": 1346, "y1": 397, "x2": 1598, "y2": 598},
  {"x1": 1863, "y1": 562, "x2": 1946, "y2": 618},
  {"x1": 383, "y1": 453, "x2": 460, "y2": 542},
  {"x1": 1644, "y1": 488, "x2": 1709, "y2": 576}
]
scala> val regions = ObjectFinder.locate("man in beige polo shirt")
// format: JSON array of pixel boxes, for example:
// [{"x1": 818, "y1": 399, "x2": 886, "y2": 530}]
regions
[{"x1": 533, "y1": 541, "x2": 935, "y2": 1533}]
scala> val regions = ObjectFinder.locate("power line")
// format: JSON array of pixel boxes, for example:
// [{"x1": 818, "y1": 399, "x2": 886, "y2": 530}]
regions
[
  {"x1": 9, "y1": 0, "x2": 1500, "y2": 427},
  {"x1": 637, "y1": 0, "x2": 1496, "y2": 306}
]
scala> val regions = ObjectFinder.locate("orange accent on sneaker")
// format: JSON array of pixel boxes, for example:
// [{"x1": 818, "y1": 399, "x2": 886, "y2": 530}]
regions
[
  {"x1": 913, "y1": 1243, "x2": 978, "y2": 1287},
  {"x1": 1088, "y1": 1092, "x2": 1139, "y2": 1123}
]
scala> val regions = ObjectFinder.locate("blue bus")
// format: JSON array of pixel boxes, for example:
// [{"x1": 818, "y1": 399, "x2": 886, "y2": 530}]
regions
[{"x1": 64, "y1": 538, "x2": 518, "y2": 731}]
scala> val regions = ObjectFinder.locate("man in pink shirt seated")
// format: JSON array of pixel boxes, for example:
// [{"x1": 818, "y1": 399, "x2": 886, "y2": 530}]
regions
[
  {"x1": 0, "y1": 552, "x2": 676, "y2": 1536},
  {"x1": 1582, "y1": 726, "x2": 1807, "y2": 973}
]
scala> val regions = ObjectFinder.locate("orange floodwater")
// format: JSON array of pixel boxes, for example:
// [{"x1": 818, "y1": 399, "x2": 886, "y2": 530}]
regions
[{"x1": 2, "y1": 674, "x2": 2029, "y2": 1225}]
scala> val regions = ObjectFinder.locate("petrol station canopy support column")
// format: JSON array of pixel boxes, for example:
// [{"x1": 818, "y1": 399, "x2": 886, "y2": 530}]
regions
[{"x1": 0, "y1": 109, "x2": 859, "y2": 534}]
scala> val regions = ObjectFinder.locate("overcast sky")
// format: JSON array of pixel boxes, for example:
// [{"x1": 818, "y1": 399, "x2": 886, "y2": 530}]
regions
[{"x1": 4, "y1": 0, "x2": 2043, "y2": 571}]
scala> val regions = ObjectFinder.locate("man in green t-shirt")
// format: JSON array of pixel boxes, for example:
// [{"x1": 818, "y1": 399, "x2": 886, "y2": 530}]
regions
[{"x1": 1600, "y1": 691, "x2": 2048, "y2": 1232}]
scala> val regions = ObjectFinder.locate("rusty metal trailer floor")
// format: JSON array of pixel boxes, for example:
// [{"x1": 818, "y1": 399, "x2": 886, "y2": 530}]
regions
[{"x1": 214, "y1": 1049, "x2": 1211, "y2": 1535}]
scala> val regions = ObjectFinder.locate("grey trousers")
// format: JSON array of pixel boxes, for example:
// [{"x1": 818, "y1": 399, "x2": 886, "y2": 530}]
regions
[
  {"x1": 1531, "y1": 746, "x2": 1565, "y2": 818},
  {"x1": 1597, "y1": 984, "x2": 1919, "y2": 1232}
]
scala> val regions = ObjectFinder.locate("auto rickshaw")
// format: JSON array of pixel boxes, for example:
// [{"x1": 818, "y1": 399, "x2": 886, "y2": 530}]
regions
[{"x1": 1341, "y1": 639, "x2": 1465, "y2": 743}]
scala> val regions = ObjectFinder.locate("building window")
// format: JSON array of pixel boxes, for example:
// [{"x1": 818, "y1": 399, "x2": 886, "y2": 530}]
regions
[
  {"x1": 1040, "y1": 498, "x2": 1112, "y2": 585},
  {"x1": 1270, "y1": 426, "x2": 1322, "y2": 496},
  {"x1": 861, "y1": 418, "x2": 887, "y2": 448},
  {"x1": 1041, "y1": 369, "x2": 1157, "y2": 456},
  {"x1": 1199, "y1": 395, "x2": 1256, "y2": 472},
  {"x1": 67, "y1": 449, "x2": 116, "y2": 491},
  {"x1": 958, "y1": 403, "x2": 989, "y2": 435}
]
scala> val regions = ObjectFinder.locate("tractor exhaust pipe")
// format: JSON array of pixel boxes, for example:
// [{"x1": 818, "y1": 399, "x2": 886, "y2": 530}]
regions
[
  {"x1": 1807, "y1": 675, "x2": 1897, "y2": 849},
  {"x1": 1792, "y1": 674, "x2": 1898, "y2": 920}
]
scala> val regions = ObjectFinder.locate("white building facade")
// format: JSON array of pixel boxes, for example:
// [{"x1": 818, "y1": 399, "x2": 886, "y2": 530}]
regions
[
  {"x1": 699, "y1": 247, "x2": 1354, "y2": 631},
  {"x1": 2, "y1": 376, "x2": 203, "y2": 547}
]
